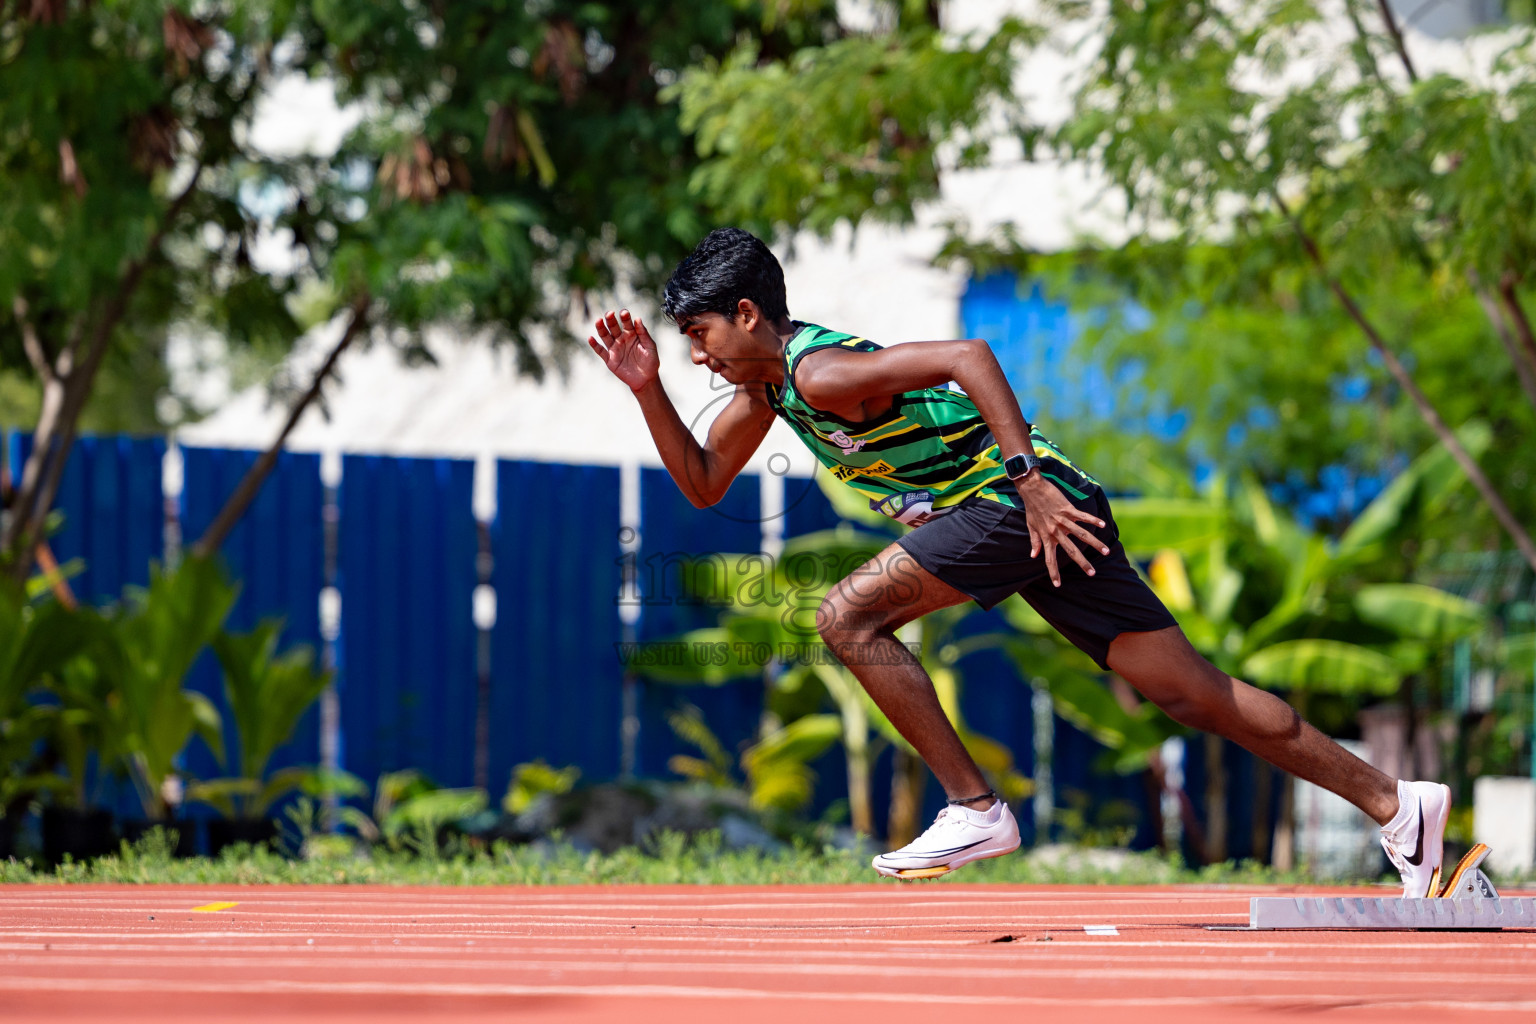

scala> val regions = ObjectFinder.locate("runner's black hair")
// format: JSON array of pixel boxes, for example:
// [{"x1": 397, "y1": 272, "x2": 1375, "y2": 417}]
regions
[{"x1": 662, "y1": 228, "x2": 789, "y2": 325}]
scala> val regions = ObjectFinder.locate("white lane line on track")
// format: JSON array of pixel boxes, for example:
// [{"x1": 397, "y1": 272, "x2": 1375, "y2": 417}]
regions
[
  {"x1": 0, "y1": 889, "x2": 1263, "y2": 901},
  {"x1": 3, "y1": 953, "x2": 1529, "y2": 988},
  {"x1": 5, "y1": 928, "x2": 1533, "y2": 951},
  {"x1": 3, "y1": 940, "x2": 1530, "y2": 968},
  {"x1": 0, "y1": 897, "x2": 1255, "y2": 913},
  {"x1": 0, "y1": 893, "x2": 1256, "y2": 908},
  {"x1": 1, "y1": 975, "x2": 1534, "y2": 1013},
  {"x1": 0, "y1": 910, "x2": 1251, "y2": 924}
]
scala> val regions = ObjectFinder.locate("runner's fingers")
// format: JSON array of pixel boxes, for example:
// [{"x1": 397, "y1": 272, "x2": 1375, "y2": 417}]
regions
[
  {"x1": 1064, "y1": 518, "x2": 1111, "y2": 555},
  {"x1": 1043, "y1": 542, "x2": 1060, "y2": 587},
  {"x1": 1060, "y1": 535, "x2": 1097, "y2": 577}
]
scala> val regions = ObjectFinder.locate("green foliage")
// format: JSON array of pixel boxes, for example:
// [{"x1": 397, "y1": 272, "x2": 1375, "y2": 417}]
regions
[
  {"x1": 1034, "y1": 0, "x2": 1536, "y2": 542},
  {"x1": 503, "y1": 760, "x2": 581, "y2": 816},
  {"x1": 185, "y1": 618, "x2": 332, "y2": 820},
  {"x1": 91, "y1": 557, "x2": 236, "y2": 818},
  {"x1": 676, "y1": 15, "x2": 1037, "y2": 235},
  {"x1": 741, "y1": 712, "x2": 842, "y2": 811},
  {"x1": 1241, "y1": 640, "x2": 1402, "y2": 696},
  {"x1": 641, "y1": 499, "x2": 1033, "y2": 832},
  {"x1": 665, "y1": 704, "x2": 736, "y2": 790},
  {"x1": 310, "y1": 0, "x2": 845, "y2": 371},
  {"x1": 0, "y1": 0, "x2": 311, "y2": 428},
  {"x1": 0, "y1": 581, "x2": 93, "y2": 813},
  {"x1": 0, "y1": 829, "x2": 1350, "y2": 887},
  {"x1": 336, "y1": 769, "x2": 487, "y2": 855},
  {"x1": 673, "y1": 0, "x2": 1536, "y2": 555}
]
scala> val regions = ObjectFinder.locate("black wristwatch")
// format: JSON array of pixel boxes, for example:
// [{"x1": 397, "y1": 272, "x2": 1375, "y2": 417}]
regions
[{"x1": 1003, "y1": 450, "x2": 1040, "y2": 480}]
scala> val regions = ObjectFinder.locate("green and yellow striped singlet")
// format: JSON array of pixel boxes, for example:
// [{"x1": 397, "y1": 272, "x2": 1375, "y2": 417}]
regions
[{"x1": 765, "y1": 323, "x2": 1100, "y2": 526}]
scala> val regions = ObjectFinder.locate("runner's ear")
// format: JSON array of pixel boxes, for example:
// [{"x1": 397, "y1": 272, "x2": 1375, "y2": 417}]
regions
[{"x1": 737, "y1": 297, "x2": 759, "y2": 329}]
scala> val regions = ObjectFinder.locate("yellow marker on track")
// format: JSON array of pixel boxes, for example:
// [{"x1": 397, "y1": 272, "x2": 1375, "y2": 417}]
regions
[{"x1": 191, "y1": 902, "x2": 239, "y2": 912}]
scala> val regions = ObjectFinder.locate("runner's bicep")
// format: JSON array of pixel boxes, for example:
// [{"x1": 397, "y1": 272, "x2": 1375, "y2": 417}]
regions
[{"x1": 794, "y1": 341, "x2": 976, "y2": 407}]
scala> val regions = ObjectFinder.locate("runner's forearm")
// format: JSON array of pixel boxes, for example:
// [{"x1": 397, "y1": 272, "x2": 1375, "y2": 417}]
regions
[{"x1": 632, "y1": 378, "x2": 721, "y2": 507}]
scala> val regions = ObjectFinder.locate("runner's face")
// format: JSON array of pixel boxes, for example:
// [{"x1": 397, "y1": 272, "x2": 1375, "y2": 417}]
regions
[{"x1": 680, "y1": 311, "x2": 758, "y2": 382}]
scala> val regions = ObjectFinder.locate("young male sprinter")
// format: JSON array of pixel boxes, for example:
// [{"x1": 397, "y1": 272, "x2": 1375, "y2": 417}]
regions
[{"x1": 588, "y1": 227, "x2": 1449, "y2": 894}]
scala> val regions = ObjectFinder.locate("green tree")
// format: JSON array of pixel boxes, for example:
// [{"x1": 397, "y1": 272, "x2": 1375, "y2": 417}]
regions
[
  {"x1": 674, "y1": 1, "x2": 1536, "y2": 568},
  {"x1": 1039, "y1": 0, "x2": 1536, "y2": 570},
  {"x1": 2, "y1": 2, "x2": 858, "y2": 571},
  {"x1": 0, "y1": 1, "x2": 344, "y2": 577}
]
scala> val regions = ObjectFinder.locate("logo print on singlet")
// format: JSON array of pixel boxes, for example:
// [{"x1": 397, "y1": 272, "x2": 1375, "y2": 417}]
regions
[{"x1": 828, "y1": 430, "x2": 866, "y2": 453}]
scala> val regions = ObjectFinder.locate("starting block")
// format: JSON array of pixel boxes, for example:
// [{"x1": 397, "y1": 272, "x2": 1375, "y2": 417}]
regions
[{"x1": 1248, "y1": 844, "x2": 1536, "y2": 930}]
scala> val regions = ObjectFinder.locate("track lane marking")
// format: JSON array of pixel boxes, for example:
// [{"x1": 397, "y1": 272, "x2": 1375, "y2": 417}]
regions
[{"x1": 1, "y1": 975, "x2": 1534, "y2": 1013}]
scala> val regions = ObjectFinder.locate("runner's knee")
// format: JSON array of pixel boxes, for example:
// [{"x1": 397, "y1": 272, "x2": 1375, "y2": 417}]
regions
[{"x1": 816, "y1": 589, "x2": 890, "y2": 645}]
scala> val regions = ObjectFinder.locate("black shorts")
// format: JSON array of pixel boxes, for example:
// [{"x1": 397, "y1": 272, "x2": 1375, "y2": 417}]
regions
[{"x1": 894, "y1": 488, "x2": 1177, "y2": 670}]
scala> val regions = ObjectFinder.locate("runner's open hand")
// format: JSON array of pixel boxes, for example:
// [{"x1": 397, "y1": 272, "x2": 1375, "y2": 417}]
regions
[
  {"x1": 1015, "y1": 473, "x2": 1111, "y2": 587},
  {"x1": 588, "y1": 309, "x2": 659, "y2": 393}
]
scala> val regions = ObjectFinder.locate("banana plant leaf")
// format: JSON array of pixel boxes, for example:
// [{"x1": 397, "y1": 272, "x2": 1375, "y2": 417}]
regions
[
  {"x1": 1109, "y1": 498, "x2": 1226, "y2": 557},
  {"x1": 0, "y1": 585, "x2": 97, "y2": 714},
  {"x1": 211, "y1": 619, "x2": 332, "y2": 815},
  {"x1": 1354, "y1": 584, "x2": 1486, "y2": 643},
  {"x1": 99, "y1": 558, "x2": 238, "y2": 816},
  {"x1": 1335, "y1": 421, "x2": 1491, "y2": 564},
  {"x1": 1500, "y1": 633, "x2": 1535, "y2": 678},
  {"x1": 1241, "y1": 639, "x2": 1402, "y2": 696}
]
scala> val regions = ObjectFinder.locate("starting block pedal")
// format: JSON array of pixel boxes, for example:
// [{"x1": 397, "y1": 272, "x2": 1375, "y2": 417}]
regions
[
  {"x1": 1438, "y1": 843, "x2": 1498, "y2": 899},
  {"x1": 1248, "y1": 844, "x2": 1536, "y2": 930}
]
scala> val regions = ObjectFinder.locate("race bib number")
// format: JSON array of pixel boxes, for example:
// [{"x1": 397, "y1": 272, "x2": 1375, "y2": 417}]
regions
[{"x1": 869, "y1": 490, "x2": 953, "y2": 527}]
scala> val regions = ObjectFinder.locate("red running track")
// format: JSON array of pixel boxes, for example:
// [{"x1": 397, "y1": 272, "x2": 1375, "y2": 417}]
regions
[{"x1": 2, "y1": 883, "x2": 1534, "y2": 1023}]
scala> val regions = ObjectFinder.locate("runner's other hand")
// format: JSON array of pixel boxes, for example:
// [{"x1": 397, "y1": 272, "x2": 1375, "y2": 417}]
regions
[
  {"x1": 589, "y1": 309, "x2": 659, "y2": 393},
  {"x1": 1015, "y1": 473, "x2": 1110, "y2": 587}
]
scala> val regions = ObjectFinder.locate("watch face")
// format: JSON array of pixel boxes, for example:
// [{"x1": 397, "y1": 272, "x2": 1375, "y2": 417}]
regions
[{"x1": 1005, "y1": 453, "x2": 1038, "y2": 478}]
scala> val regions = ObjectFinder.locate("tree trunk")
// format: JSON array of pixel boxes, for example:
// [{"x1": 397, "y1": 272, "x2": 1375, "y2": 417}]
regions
[
  {"x1": 1271, "y1": 772, "x2": 1296, "y2": 872},
  {"x1": 191, "y1": 297, "x2": 370, "y2": 559},
  {"x1": 1204, "y1": 732, "x2": 1228, "y2": 864},
  {"x1": 845, "y1": 732, "x2": 873, "y2": 838},
  {"x1": 887, "y1": 746, "x2": 928, "y2": 848},
  {"x1": 1250, "y1": 752, "x2": 1273, "y2": 866}
]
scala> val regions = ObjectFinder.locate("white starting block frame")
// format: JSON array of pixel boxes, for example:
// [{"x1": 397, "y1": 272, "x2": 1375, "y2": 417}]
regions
[
  {"x1": 1250, "y1": 892, "x2": 1535, "y2": 929},
  {"x1": 1246, "y1": 843, "x2": 1536, "y2": 930},
  {"x1": 1248, "y1": 868, "x2": 1536, "y2": 929}
]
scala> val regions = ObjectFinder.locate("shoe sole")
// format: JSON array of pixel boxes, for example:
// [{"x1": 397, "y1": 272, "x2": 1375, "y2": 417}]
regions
[{"x1": 873, "y1": 840, "x2": 1021, "y2": 880}]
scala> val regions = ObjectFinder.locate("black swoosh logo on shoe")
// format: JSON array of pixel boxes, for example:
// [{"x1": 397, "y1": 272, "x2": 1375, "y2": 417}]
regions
[
  {"x1": 1404, "y1": 799, "x2": 1425, "y2": 866},
  {"x1": 888, "y1": 839, "x2": 990, "y2": 859}
]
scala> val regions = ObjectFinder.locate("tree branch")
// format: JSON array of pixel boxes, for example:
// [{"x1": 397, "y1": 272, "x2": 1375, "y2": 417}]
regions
[
  {"x1": 190, "y1": 295, "x2": 372, "y2": 560},
  {"x1": 11, "y1": 296, "x2": 55, "y2": 384},
  {"x1": 1375, "y1": 0, "x2": 1418, "y2": 83},
  {"x1": 1498, "y1": 274, "x2": 1536, "y2": 392},
  {"x1": 1272, "y1": 191, "x2": 1536, "y2": 574},
  {"x1": 1470, "y1": 273, "x2": 1536, "y2": 410}
]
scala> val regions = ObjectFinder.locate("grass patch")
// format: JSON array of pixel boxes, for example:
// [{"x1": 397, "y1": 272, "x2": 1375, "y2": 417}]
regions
[{"x1": 0, "y1": 827, "x2": 1375, "y2": 887}]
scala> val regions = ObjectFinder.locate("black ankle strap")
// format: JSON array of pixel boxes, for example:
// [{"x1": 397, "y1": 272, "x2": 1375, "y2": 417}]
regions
[{"x1": 946, "y1": 789, "x2": 998, "y2": 806}]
